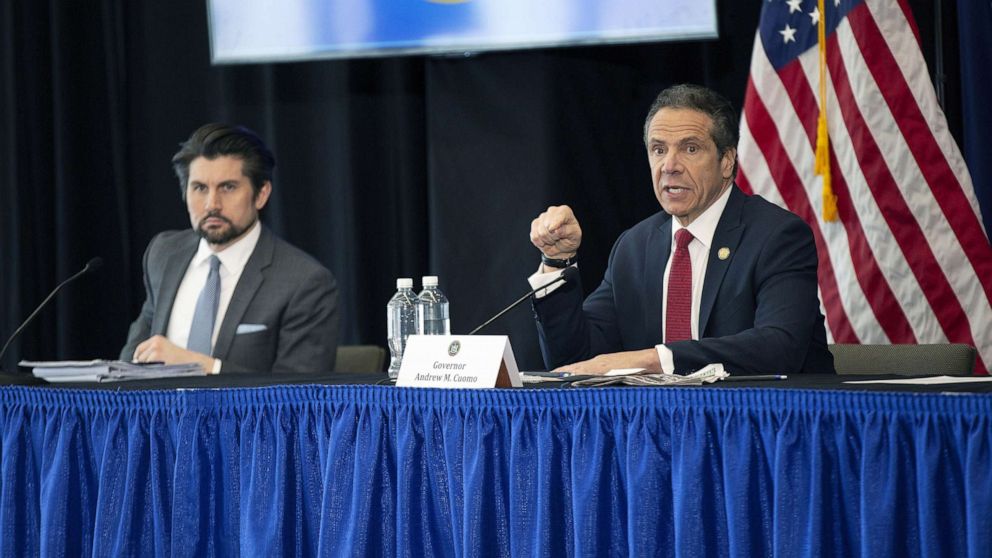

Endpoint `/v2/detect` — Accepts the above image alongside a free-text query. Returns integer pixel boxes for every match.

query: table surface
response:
[3,370,991,392]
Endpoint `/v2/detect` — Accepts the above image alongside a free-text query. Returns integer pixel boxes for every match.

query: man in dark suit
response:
[528,84,833,375]
[121,123,338,373]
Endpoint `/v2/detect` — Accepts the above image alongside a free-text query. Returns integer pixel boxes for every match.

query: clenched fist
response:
[530,205,582,263]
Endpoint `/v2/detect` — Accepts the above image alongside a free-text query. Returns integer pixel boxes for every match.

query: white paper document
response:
[844,375,992,385]
[22,360,207,383]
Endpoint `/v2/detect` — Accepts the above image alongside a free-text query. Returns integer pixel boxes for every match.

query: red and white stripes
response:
[739,0,992,371]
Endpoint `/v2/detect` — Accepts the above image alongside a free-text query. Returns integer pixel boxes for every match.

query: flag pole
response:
[816,0,838,222]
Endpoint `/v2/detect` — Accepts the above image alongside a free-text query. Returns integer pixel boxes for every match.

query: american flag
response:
[738,0,992,372]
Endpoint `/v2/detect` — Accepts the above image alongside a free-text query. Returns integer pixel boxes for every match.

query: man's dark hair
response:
[643,84,739,179]
[172,123,275,199]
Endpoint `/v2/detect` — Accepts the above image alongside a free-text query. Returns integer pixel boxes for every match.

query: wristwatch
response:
[541,253,577,268]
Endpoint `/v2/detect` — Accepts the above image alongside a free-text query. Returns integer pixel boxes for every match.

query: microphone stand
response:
[0,258,103,371]
[468,266,577,335]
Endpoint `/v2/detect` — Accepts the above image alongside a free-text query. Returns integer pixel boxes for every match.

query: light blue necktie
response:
[187,255,221,355]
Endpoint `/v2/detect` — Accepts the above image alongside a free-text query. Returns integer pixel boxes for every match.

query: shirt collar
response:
[671,184,733,250]
[191,220,262,273]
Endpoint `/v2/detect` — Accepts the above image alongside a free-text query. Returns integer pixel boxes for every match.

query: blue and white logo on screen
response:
[208,0,717,63]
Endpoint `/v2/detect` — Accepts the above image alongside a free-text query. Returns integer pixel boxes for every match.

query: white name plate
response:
[396,335,522,388]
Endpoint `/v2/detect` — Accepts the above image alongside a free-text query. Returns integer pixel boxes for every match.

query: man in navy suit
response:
[121,123,339,373]
[529,84,833,375]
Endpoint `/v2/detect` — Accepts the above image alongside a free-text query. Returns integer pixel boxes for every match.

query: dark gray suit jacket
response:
[121,226,339,373]
[534,186,834,375]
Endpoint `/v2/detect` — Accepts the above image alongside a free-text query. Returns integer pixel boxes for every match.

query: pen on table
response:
[724,374,788,381]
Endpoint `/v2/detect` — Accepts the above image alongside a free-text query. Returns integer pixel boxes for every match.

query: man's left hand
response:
[133,335,215,372]
[553,348,662,375]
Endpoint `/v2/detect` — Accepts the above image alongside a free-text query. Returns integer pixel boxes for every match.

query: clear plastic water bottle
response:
[387,278,419,378]
[417,276,450,335]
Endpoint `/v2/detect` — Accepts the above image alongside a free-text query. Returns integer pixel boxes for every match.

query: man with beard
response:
[121,123,339,373]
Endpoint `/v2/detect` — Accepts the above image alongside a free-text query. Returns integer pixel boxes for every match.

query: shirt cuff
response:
[527,263,576,299]
[211,358,222,374]
[655,344,675,374]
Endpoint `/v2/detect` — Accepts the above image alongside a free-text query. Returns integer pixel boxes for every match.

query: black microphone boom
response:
[0,257,104,369]
[468,266,579,335]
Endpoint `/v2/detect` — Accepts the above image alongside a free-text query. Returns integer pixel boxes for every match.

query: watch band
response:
[541,253,577,268]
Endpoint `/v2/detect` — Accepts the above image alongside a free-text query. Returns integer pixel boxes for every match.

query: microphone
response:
[468,266,579,335]
[0,257,104,370]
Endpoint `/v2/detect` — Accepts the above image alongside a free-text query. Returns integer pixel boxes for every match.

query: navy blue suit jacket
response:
[534,187,834,374]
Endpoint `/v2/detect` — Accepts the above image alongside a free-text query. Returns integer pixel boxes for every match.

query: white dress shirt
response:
[528,186,733,373]
[655,186,732,372]
[166,221,261,372]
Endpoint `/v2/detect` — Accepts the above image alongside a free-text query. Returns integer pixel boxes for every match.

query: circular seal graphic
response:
[448,340,461,357]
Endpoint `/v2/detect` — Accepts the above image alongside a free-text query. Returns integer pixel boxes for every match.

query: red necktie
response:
[665,228,694,343]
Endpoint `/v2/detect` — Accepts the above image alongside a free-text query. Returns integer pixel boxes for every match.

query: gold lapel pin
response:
[718,247,731,260]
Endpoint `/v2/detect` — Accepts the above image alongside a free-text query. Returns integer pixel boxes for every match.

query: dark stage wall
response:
[0,1,978,371]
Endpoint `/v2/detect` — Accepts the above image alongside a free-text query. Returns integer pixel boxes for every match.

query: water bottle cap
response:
[422,276,439,287]
[396,278,413,288]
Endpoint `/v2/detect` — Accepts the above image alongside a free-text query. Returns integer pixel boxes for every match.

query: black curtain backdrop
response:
[0,1,968,371]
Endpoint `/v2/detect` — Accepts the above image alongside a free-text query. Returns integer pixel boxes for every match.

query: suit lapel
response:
[698,187,745,336]
[213,226,273,359]
[152,234,198,335]
[644,216,672,346]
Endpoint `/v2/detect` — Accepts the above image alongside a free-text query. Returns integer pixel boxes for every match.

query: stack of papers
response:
[22,360,207,383]
[521,363,728,387]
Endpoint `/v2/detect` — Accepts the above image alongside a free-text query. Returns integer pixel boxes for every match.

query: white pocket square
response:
[236,323,267,334]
